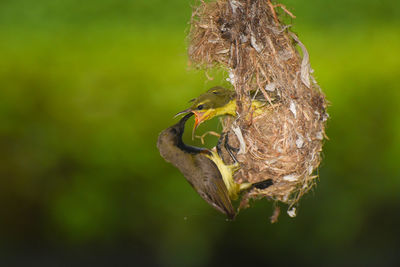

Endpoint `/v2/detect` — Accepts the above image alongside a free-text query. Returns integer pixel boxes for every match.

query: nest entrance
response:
[188,0,328,219]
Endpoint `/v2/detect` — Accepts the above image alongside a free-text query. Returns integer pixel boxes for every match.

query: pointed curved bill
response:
[174,108,192,118]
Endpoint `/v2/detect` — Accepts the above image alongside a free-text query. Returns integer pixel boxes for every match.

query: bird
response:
[157,113,274,219]
[175,86,275,136]
[157,113,238,219]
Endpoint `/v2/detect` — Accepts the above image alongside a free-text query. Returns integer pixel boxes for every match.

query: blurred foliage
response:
[0,0,400,266]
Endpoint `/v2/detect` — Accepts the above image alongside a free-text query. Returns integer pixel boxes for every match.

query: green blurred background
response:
[0,0,400,266]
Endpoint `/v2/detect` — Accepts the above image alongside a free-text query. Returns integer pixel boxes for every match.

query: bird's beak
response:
[174,108,192,118]
[191,110,209,140]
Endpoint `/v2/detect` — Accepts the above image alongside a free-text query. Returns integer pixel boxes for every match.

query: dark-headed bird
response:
[157,113,238,219]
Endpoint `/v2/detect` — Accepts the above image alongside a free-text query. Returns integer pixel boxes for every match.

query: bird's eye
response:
[197,104,204,110]
[212,91,219,95]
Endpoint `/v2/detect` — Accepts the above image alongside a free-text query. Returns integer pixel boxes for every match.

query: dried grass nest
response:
[188,0,328,219]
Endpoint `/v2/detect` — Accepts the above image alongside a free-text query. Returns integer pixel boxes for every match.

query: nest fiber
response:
[188,0,328,217]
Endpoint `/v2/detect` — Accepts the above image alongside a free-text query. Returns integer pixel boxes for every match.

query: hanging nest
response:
[188,0,328,218]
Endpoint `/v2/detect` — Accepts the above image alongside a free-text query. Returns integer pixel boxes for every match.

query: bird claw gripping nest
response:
[188,0,328,219]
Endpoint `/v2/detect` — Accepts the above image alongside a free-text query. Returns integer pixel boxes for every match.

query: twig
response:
[267,0,279,25]
[195,131,221,144]
[274,4,296,19]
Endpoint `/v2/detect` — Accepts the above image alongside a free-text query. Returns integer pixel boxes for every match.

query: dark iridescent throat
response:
[176,113,209,155]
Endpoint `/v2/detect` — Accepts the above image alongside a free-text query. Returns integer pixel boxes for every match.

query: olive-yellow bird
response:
[175,86,272,135]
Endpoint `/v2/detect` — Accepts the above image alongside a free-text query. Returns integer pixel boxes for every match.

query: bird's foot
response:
[228,162,240,173]
[217,131,236,160]
[222,132,240,164]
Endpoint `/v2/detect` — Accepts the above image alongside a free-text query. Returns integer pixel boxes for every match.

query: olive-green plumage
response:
[176,86,271,134]
[157,113,236,219]
[187,86,237,113]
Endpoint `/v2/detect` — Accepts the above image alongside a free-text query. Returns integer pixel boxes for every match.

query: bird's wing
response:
[191,155,236,219]
[157,127,235,219]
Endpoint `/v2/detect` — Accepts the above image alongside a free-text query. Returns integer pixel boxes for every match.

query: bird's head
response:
[175,87,236,137]
[158,113,193,146]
